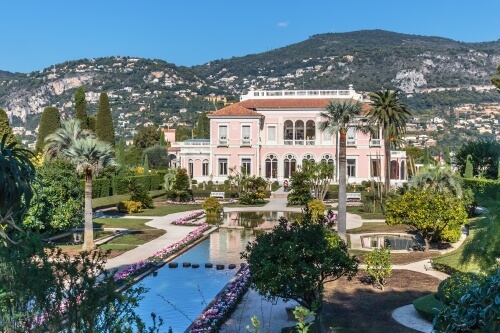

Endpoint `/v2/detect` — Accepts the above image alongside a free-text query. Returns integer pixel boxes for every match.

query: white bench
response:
[210,191,225,199]
[346,192,362,201]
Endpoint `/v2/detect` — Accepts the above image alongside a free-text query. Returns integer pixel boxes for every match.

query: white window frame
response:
[241,158,251,175]
[267,125,276,142]
[218,124,228,146]
[347,128,356,146]
[218,158,228,176]
[347,158,357,178]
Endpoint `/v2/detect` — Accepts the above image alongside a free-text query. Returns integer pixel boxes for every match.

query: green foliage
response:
[116,138,126,176]
[228,167,267,205]
[195,112,210,139]
[0,108,14,145]
[386,189,466,250]
[174,125,191,141]
[23,160,83,232]
[128,180,154,209]
[35,106,61,153]
[464,154,473,178]
[293,306,314,333]
[202,197,222,215]
[365,246,392,290]
[433,269,500,332]
[436,272,481,305]
[287,168,313,206]
[133,124,160,148]
[74,86,89,130]
[241,210,358,319]
[455,139,500,179]
[0,135,36,242]
[142,146,169,169]
[124,147,144,166]
[410,165,464,199]
[113,174,163,196]
[0,236,159,332]
[117,200,143,213]
[307,199,326,222]
[303,161,334,201]
[412,293,446,322]
[95,92,115,146]
[166,168,192,202]
[143,154,150,174]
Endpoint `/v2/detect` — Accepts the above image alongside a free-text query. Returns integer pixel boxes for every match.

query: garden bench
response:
[210,191,225,199]
[346,192,362,201]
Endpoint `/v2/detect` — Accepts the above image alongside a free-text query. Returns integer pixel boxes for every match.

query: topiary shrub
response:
[202,197,222,217]
[307,199,326,222]
[436,272,481,305]
[117,201,143,213]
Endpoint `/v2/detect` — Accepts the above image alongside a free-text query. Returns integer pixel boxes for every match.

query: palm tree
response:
[410,165,464,198]
[319,99,372,240]
[368,90,411,192]
[0,135,36,243]
[44,120,115,250]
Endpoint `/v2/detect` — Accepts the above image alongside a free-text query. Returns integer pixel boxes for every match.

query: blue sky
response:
[1,0,499,73]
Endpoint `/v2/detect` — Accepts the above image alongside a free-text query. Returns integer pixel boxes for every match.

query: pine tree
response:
[143,154,150,174]
[0,108,14,143]
[74,87,88,129]
[116,137,126,176]
[96,92,115,146]
[35,106,61,153]
[464,154,473,178]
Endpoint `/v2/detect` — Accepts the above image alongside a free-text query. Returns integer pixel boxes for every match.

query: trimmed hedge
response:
[412,293,446,322]
[84,174,163,198]
[462,178,500,201]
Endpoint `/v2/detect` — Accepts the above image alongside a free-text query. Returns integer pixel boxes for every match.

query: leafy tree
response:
[464,154,473,178]
[166,168,191,202]
[95,92,115,146]
[287,168,313,206]
[124,147,144,166]
[133,124,160,148]
[142,146,169,169]
[0,135,36,243]
[35,106,61,154]
[0,108,15,144]
[319,99,372,240]
[455,139,500,179]
[404,146,424,177]
[386,189,467,251]
[175,125,191,141]
[44,120,115,250]
[74,86,89,130]
[116,137,126,176]
[303,161,334,201]
[492,63,500,91]
[143,154,150,174]
[242,211,358,331]
[364,246,392,290]
[23,160,83,232]
[195,112,210,139]
[433,269,500,332]
[227,167,267,205]
[159,131,167,146]
[0,235,162,332]
[368,89,411,192]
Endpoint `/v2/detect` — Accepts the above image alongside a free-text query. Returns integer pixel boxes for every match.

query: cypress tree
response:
[0,108,14,143]
[196,112,210,139]
[464,154,473,178]
[116,137,126,176]
[74,87,88,129]
[35,106,61,153]
[159,130,166,146]
[143,154,150,174]
[423,147,430,165]
[96,92,115,146]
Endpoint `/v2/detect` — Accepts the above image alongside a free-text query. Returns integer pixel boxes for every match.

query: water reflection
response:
[223,211,302,228]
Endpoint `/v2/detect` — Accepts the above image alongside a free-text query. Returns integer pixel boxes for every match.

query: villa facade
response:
[169,86,407,186]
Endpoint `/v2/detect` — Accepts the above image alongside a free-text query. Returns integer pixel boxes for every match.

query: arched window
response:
[321,154,335,178]
[284,154,297,179]
[202,160,209,176]
[390,160,399,179]
[265,154,278,179]
[188,159,194,179]
[295,120,304,144]
[284,120,293,144]
[302,154,315,165]
[400,161,406,180]
[306,120,315,145]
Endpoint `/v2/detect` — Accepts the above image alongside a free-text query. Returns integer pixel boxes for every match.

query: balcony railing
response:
[218,138,228,147]
[240,138,251,147]
[370,139,381,147]
[347,139,356,146]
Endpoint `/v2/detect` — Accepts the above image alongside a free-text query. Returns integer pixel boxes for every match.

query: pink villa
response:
[169,86,407,187]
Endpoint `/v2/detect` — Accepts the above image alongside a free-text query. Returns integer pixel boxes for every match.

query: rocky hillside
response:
[1,29,499,135]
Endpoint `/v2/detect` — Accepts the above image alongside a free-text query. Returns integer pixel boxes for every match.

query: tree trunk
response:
[384,134,391,193]
[82,168,95,250]
[337,131,347,241]
[424,238,430,252]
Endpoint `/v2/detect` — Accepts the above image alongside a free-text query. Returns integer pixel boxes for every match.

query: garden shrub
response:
[431,262,461,276]
[202,197,222,216]
[117,201,143,213]
[307,199,326,222]
[364,246,392,290]
[129,181,154,209]
[436,272,481,305]
[436,224,462,243]
[412,293,446,322]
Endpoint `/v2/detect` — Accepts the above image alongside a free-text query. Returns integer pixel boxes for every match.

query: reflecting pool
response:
[135,228,254,332]
[222,211,302,228]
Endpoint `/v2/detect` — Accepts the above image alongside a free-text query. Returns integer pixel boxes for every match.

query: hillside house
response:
[171,87,407,187]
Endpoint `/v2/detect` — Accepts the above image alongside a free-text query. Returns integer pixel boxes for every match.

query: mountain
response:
[1,30,500,140]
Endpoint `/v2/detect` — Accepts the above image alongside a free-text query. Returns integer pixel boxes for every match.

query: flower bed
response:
[172,210,205,226]
[189,265,251,332]
[114,223,212,282]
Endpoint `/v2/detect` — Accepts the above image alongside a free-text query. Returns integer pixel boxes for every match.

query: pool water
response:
[135,228,254,332]
[223,211,302,228]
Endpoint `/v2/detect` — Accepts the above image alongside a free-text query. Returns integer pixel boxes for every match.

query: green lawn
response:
[346,206,386,219]
[93,218,153,230]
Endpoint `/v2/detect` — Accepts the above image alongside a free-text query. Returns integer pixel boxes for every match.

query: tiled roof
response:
[207,103,263,117]
[208,98,371,117]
